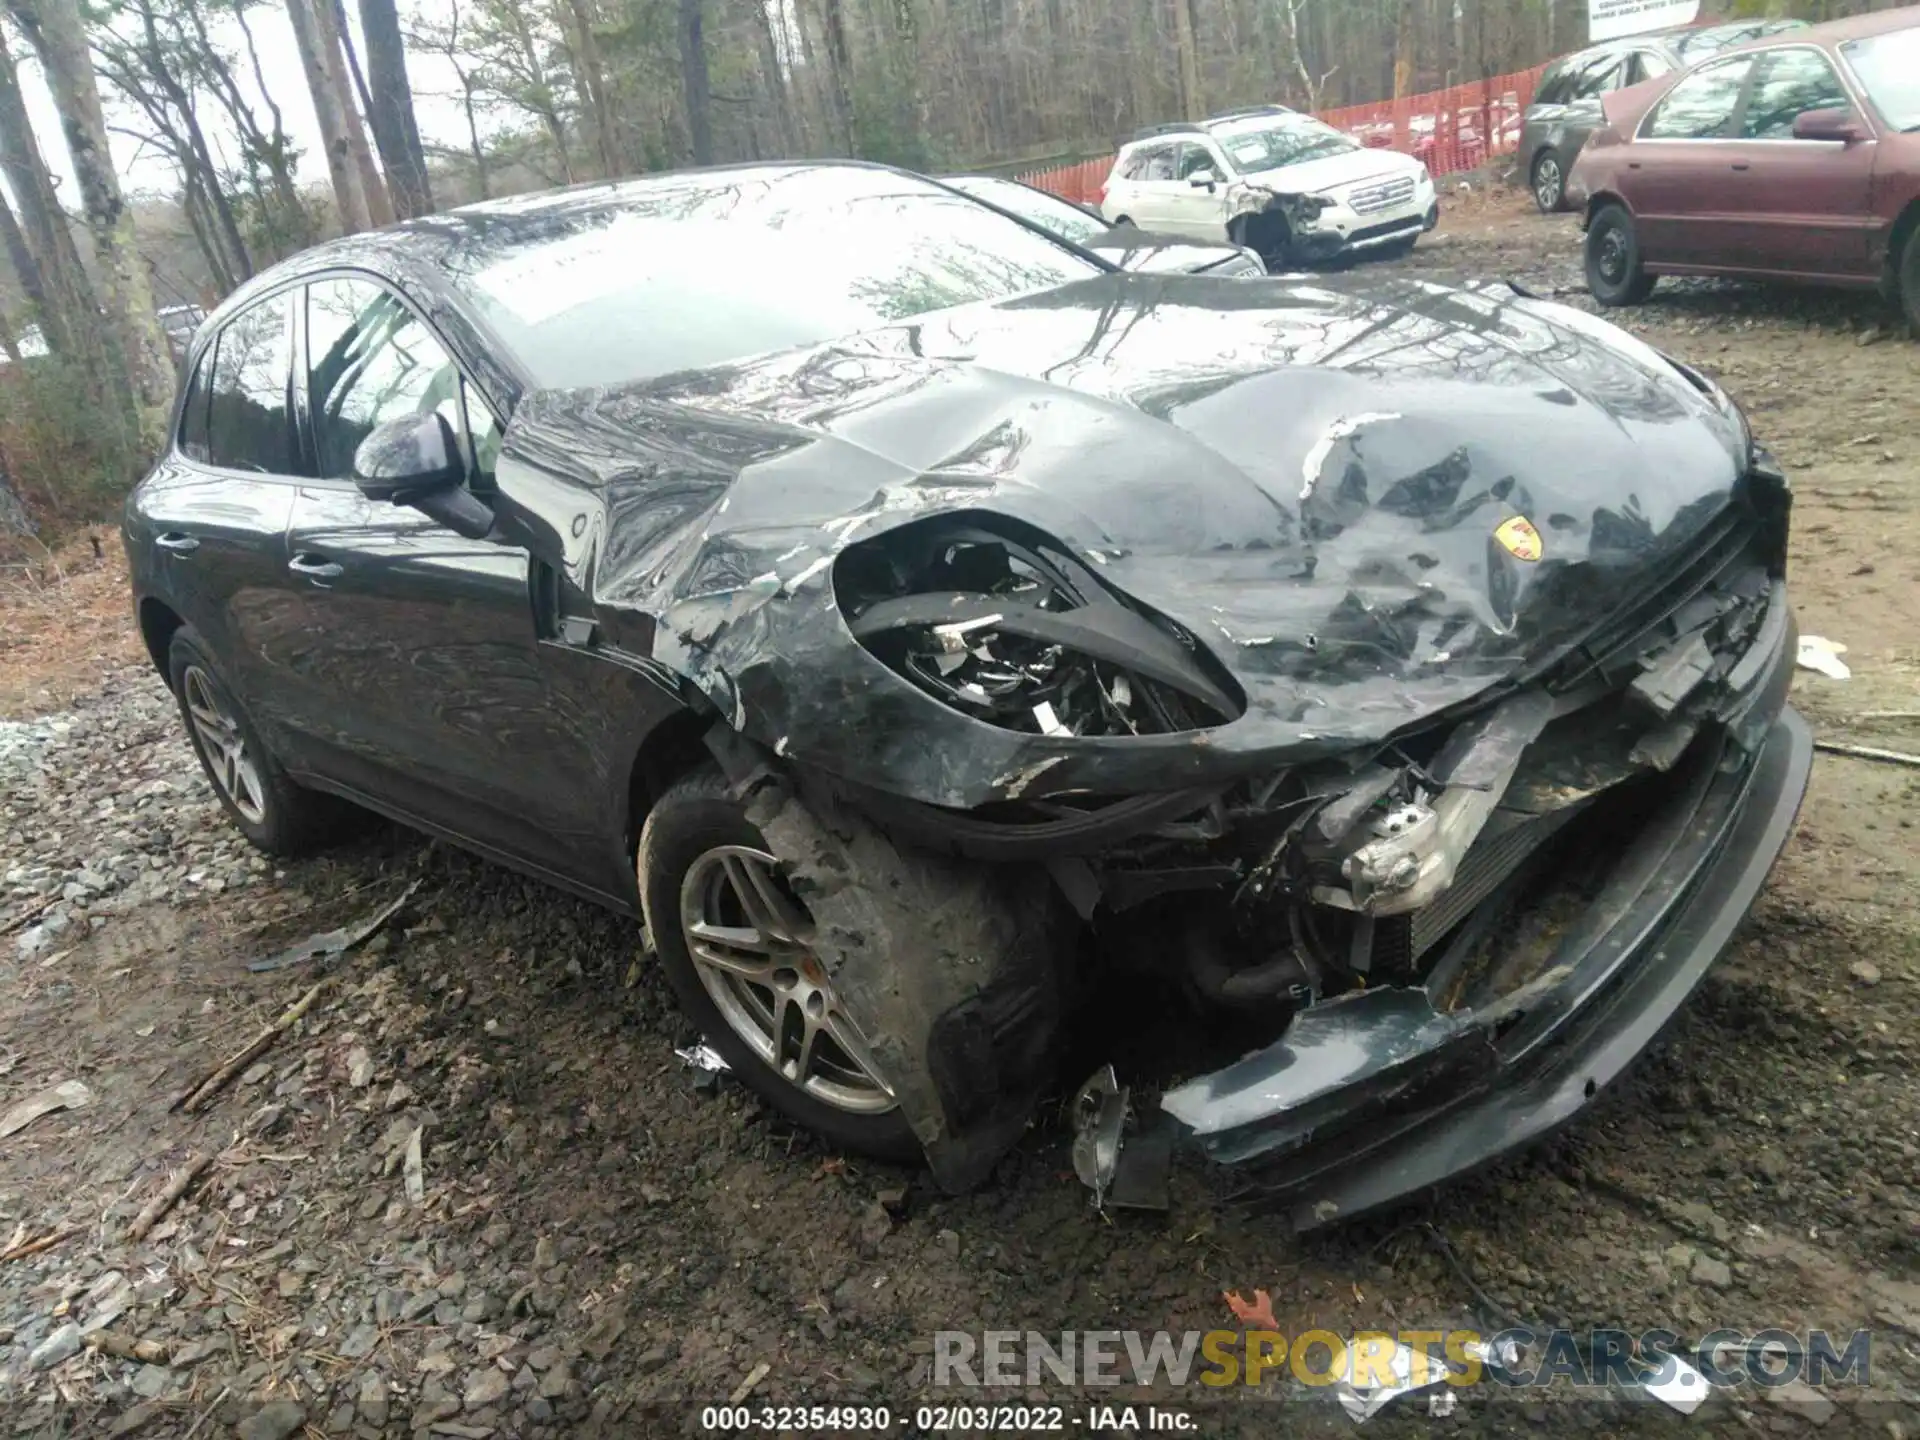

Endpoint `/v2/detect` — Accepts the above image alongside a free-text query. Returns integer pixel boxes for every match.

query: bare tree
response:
[678,0,711,166]
[407,0,489,199]
[287,0,374,231]
[0,19,96,358]
[359,0,434,216]
[319,0,392,223]
[6,0,175,444]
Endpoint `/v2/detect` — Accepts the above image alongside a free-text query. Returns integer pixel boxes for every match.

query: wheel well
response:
[625,709,716,853]
[138,598,183,689]
[1886,199,1920,292]
[1583,191,1629,229]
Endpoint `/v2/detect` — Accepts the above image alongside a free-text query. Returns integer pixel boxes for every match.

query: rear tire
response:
[638,768,921,1163]
[1586,203,1655,307]
[167,627,364,857]
[1899,226,1920,334]
[1531,151,1565,213]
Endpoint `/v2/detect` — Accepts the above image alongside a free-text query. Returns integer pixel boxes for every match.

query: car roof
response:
[1782,3,1917,43]
[198,160,938,332]
[1123,106,1299,145]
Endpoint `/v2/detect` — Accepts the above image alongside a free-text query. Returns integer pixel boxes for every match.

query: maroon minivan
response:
[1568,4,1919,328]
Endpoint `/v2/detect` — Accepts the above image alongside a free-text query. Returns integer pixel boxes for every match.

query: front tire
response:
[1586,203,1656,306]
[167,627,361,856]
[638,769,919,1162]
[1899,226,1920,334]
[1531,151,1565,213]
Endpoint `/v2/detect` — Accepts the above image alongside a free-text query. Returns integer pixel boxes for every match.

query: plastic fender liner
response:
[710,727,1063,1191]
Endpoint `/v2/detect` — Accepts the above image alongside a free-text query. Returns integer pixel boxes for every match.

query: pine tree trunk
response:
[820,0,856,152]
[7,0,175,446]
[0,195,48,349]
[679,0,713,165]
[323,0,394,224]
[359,0,435,217]
[0,23,96,361]
[287,0,374,232]
[1174,0,1202,120]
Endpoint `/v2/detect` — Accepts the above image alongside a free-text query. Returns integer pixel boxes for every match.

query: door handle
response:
[1627,161,1641,170]
[155,532,199,555]
[1731,161,1750,171]
[288,552,343,582]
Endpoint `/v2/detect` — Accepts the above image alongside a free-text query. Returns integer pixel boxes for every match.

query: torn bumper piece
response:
[1162,706,1812,1230]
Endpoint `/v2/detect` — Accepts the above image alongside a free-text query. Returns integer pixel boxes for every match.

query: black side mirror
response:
[351,412,495,540]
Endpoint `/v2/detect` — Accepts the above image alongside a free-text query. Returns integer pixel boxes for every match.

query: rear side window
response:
[204,292,295,473]
[1644,56,1755,139]
[1741,49,1852,138]
[1629,51,1673,85]
[1535,60,1574,106]
[1122,144,1172,181]
[177,347,212,463]
[1571,55,1627,101]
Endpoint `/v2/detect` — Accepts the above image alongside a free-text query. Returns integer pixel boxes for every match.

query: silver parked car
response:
[942,174,1267,275]
[1519,19,1809,212]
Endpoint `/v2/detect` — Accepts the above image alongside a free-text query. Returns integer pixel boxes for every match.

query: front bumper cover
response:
[1163,613,1810,1229]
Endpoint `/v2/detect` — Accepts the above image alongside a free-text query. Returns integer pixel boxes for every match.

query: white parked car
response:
[1098,106,1439,267]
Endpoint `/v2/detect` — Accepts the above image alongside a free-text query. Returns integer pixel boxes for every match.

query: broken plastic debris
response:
[0,1079,93,1140]
[1642,1350,1708,1415]
[676,1043,731,1092]
[1032,701,1070,738]
[1463,1335,1522,1371]
[1106,1119,1172,1212]
[249,879,420,972]
[1069,1064,1127,1209]
[1426,1388,1456,1418]
[932,614,1001,652]
[1223,1288,1279,1329]
[403,1126,425,1206]
[1332,1338,1454,1423]
[1795,635,1850,681]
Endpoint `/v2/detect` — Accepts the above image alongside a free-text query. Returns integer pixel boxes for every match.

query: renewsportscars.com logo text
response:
[931,1328,1871,1391]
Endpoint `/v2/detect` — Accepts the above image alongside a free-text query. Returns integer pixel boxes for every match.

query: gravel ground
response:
[1,187,1917,1439]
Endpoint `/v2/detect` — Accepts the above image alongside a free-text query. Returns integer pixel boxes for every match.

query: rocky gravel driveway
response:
[2,189,1918,1439]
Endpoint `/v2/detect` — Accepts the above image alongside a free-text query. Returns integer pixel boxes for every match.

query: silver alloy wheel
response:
[1534,155,1562,211]
[181,665,268,825]
[679,844,896,1115]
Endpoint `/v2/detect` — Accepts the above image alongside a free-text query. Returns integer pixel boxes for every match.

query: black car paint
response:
[129,252,686,915]
[127,163,1805,1218]
[492,269,1750,810]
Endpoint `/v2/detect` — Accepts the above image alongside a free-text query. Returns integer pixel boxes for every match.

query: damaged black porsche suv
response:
[126,162,1810,1227]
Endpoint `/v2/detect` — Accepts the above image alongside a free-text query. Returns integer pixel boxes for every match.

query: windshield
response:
[1210,116,1358,174]
[1205,117,1359,174]
[945,176,1107,246]
[1843,27,1920,131]
[445,167,1105,388]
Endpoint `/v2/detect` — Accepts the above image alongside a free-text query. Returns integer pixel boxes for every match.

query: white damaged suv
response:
[1098,106,1439,268]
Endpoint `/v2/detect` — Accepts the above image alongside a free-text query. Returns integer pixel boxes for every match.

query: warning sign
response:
[1589,0,1700,43]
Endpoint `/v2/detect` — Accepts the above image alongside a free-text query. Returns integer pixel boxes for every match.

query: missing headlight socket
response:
[838,514,1243,740]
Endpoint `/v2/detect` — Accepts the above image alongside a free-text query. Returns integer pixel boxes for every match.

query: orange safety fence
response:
[1018,63,1550,205]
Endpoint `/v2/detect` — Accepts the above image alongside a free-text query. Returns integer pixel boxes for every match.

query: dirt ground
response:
[2,185,1918,1439]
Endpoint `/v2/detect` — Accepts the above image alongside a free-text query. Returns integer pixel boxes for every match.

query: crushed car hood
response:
[493,271,1749,808]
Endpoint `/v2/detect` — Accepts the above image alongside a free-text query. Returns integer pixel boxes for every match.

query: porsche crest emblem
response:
[1494,516,1543,563]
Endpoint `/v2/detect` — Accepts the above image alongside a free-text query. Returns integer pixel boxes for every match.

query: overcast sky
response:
[16,0,479,201]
